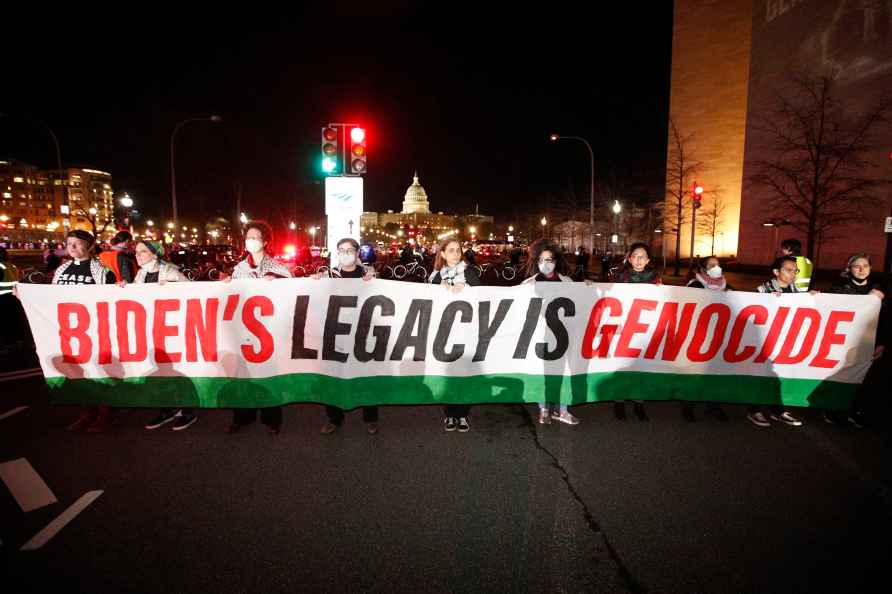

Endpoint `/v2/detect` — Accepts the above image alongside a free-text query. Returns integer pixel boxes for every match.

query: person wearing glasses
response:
[312,237,378,435]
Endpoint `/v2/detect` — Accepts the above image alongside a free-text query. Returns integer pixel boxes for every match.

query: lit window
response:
[13,177,24,183]
[2,192,10,198]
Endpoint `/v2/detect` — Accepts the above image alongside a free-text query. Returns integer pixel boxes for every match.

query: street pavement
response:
[2,373,892,593]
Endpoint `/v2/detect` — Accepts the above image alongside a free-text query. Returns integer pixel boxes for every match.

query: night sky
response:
[1,7,674,230]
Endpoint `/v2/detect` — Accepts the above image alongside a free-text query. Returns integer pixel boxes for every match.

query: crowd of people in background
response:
[6,225,889,436]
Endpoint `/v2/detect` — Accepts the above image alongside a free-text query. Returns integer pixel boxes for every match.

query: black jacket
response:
[829,276,890,347]
[430,265,481,287]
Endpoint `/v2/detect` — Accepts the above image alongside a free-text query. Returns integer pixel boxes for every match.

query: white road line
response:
[20,491,103,551]
[0,458,58,512]
[0,406,28,421]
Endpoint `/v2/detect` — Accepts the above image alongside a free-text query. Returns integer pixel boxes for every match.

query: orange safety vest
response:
[98,250,123,282]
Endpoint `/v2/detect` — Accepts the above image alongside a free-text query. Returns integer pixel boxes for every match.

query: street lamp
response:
[167,222,175,230]
[147,220,154,227]
[289,222,296,230]
[239,213,248,225]
[119,194,133,208]
[541,217,547,238]
[170,115,222,224]
[550,133,595,252]
[612,200,622,215]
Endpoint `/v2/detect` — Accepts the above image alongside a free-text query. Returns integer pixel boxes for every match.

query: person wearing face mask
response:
[522,240,583,425]
[125,240,197,431]
[681,256,732,422]
[825,253,888,428]
[312,238,378,435]
[224,221,292,435]
[610,242,661,421]
[429,237,481,433]
[47,231,117,432]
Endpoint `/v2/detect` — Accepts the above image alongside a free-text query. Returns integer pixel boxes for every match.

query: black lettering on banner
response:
[291,295,319,360]
[354,295,395,362]
[433,301,473,362]
[536,298,575,360]
[390,299,433,362]
[473,299,513,362]
[323,296,358,362]
[513,298,543,359]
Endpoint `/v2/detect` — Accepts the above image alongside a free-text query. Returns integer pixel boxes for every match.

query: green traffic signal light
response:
[322,156,337,173]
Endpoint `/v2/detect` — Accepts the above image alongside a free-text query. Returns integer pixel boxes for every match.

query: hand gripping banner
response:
[17,279,880,410]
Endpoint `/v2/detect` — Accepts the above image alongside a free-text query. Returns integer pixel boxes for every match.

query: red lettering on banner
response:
[58,303,92,364]
[116,300,148,363]
[643,302,696,361]
[615,299,657,358]
[723,305,768,363]
[96,302,112,365]
[810,310,856,369]
[582,298,623,359]
[241,296,274,363]
[687,303,731,362]
[186,298,219,362]
[774,308,821,365]
[153,299,182,363]
[754,307,790,363]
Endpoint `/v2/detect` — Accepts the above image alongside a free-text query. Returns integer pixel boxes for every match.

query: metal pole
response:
[689,203,697,270]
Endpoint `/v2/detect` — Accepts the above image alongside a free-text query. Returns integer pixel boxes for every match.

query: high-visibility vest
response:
[794,255,813,291]
[98,250,123,282]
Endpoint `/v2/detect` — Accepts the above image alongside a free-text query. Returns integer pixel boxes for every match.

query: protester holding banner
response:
[429,237,481,432]
[314,237,379,435]
[682,256,731,422]
[225,221,292,435]
[522,240,581,426]
[748,255,807,427]
[98,230,136,283]
[611,242,661,421]
[825,253,887,428]
[51,230,117,432]
[127,240,198,432]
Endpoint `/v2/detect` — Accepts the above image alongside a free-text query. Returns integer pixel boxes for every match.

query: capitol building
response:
[360,173,493,243]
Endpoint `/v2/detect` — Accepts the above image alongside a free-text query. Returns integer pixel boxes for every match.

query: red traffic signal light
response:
[349,127,367,174]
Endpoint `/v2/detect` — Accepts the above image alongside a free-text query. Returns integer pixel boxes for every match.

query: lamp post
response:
[550,133,595,251]
[611,200,622,251]
[170,115,221,224]
[540,217,547,239]
[119,193,134,233]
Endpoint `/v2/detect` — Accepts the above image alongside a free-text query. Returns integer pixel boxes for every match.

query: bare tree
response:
[697,188,728,255]
[665,117,704,275]
[72,207,113,238]
[748,71,891,264]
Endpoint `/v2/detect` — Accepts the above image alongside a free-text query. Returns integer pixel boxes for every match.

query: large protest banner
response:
[17,279,880,410]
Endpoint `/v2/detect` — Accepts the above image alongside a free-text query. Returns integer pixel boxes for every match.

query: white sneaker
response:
[770,411,803,427]
[747,412,771,427]
[552,411,580,425]
[538,409,552,424]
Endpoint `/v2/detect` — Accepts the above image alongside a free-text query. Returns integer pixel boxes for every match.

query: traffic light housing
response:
[692,182,704,209]
[349,126,367,174]
[321,127,339,174]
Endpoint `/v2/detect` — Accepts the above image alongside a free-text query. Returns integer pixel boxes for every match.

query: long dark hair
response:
[525,239,566,278]
[621,242,653,272]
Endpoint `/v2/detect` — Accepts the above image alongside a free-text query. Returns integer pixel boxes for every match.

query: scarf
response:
[695,271,726,291]
[433,260,467,286]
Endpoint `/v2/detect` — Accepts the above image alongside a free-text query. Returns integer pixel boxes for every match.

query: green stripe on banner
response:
[45,371,856,410]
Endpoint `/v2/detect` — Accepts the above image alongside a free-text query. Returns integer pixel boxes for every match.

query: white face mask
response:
[338,253,357,268]
[245,239,263,255]
[706,265,723,279]
[538,262,556,276]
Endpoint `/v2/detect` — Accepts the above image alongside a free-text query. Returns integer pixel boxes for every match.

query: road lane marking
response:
[0,406,28,421]
[20,491,103,551]
[0,458,58,512]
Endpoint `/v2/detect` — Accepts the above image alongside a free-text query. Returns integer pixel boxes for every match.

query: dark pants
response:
[444,405,470,418]
[232,406,282,428]
[326,405,378,425]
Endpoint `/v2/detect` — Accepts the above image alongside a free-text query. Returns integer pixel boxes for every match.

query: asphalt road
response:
[2,374,892,594]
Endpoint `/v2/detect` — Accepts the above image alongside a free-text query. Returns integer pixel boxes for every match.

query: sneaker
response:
[321,422,339,435]
[633,402,648,421]
[67,412,97,432]
[771,411,803,427]
[172,413,197,432]
[613,401,627,421]
[747,412,771,427]
[457,417,470,432]
[145,410,178,430]
[822,411,839,425]
[552,411,580,425]
[538,409,552,425]
[445,417,457,432]
[847,413,865,429]
[366,422,379,435]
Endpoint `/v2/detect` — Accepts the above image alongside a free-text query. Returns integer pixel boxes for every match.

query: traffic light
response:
[349,126,367,174]
[321,127,339,174]
[692,182,704,209]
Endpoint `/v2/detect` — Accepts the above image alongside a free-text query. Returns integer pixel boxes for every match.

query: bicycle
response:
[393,260,427,282]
